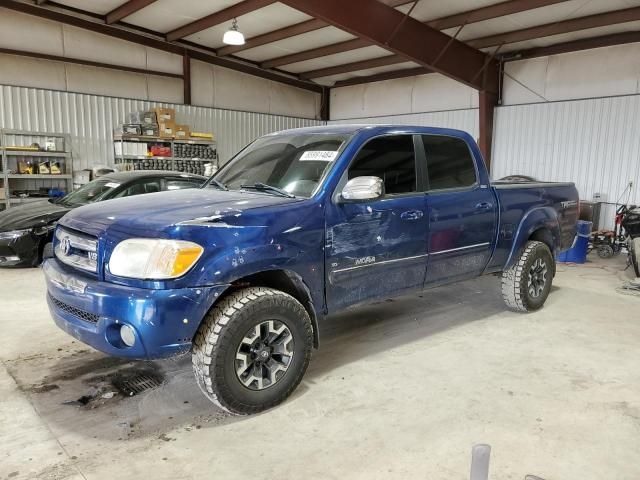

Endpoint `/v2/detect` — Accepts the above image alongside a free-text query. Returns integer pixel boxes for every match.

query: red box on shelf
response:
[149,145,171,157]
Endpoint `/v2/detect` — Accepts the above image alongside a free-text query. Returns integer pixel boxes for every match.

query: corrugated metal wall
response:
[492,95,640,229]
[329,108,479,138]
[0,85,322,172]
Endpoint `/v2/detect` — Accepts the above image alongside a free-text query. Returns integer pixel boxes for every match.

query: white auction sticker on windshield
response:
[299,150,338,161]
[104,182,121,188]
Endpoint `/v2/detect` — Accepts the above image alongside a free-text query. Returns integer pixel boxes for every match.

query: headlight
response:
[0,229,31,240]
[109,239,203,279]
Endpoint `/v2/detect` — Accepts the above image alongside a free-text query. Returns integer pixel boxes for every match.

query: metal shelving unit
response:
[113,133,217,176]
[0,129,73,209]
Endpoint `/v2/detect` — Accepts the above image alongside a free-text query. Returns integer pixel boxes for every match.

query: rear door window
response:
[421,135,476,190]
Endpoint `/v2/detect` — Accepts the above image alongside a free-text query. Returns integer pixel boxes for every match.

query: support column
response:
[183,51,191,105]
[478,90,497,173]
[320,86,330,122]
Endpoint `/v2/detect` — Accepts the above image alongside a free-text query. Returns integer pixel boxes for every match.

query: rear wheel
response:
[629,237,640,277]
[502,241,554,312]
[192,287,313,415]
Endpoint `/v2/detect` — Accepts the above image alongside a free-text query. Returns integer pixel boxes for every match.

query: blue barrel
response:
[557,220,592,263]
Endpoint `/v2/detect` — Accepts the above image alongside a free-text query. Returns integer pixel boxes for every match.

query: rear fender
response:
[505,207,561,269]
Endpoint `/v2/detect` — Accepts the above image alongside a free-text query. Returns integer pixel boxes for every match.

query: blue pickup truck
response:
[44,125,578,414]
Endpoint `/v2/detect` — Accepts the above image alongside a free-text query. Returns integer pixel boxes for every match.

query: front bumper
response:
[0,230,40,267]
[43,258,226,359]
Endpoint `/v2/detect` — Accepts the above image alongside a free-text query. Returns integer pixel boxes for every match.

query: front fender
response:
[505,206,561,269]
[199,244,324,313]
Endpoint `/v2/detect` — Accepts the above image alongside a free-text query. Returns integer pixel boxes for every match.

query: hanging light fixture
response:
[223,18,245,45]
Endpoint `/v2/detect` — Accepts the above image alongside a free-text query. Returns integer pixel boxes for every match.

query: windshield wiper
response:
[240,182,295,198]
[207,178,228,191]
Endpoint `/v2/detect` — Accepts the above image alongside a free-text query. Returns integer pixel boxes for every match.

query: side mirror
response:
[340,176,384,202]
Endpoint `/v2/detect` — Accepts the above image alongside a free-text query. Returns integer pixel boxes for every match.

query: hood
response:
[0,200,70,232]
[59,188,301,237]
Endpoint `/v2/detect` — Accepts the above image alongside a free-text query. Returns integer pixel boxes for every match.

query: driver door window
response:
[348,135,417,195]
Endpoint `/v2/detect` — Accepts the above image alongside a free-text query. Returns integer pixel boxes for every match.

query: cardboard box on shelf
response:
[158,120,176,138]
[0,187,5,199]
[128,111,157,125]
[18,160,35,174]
[141,125,160,137]
[153,108,175,122]
[117,124,142,135]
[175,125,191,139]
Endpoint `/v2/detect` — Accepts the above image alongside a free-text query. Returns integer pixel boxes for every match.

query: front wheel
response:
[502,241,554,312]
[192,287,313,415]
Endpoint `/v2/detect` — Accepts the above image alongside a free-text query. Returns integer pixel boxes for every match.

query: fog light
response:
[120,324,136,347]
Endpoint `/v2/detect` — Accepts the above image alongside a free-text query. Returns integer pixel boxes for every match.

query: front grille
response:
[49,294,100,324]
[54,227,98,273]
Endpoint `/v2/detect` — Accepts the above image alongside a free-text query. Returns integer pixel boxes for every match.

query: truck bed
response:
[485,180,580,273]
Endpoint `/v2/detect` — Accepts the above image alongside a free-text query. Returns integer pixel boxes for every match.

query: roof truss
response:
[279,0,499,92]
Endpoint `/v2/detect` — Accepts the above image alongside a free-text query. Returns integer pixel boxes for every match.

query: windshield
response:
[59,178,120,207]
[211,133,350,198]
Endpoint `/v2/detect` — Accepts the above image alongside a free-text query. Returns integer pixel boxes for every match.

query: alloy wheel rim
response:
[235,320,294,391]
[528,258,548,298]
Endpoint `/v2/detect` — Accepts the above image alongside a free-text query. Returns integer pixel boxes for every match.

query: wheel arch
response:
[505,207,561,270]
[207,269,321,348]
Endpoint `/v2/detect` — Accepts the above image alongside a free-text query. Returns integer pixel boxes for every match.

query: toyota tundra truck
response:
[44,125,579,414]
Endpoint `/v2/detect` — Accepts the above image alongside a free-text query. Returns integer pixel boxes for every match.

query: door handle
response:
[400,210,424,221]
[475,202,493,211]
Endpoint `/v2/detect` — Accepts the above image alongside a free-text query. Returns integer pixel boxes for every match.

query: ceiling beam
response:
[217,0,413,57]
[469,6,640,49]
[333,67,431,87]
[0,47,183,78]
[105,0,156,24]
[262,38,369,69]
[0,1,322,93]
[166,0,276,42]
[300,54,408,80]
[509,30,640,60]
[280,0,499,92]
[262,0,570,69]
[429,0,568,30]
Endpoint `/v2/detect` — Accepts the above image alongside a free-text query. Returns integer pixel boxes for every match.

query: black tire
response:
[502,241,554,312]
[597,245,614,259]
[192,287,313,415]
[630,237,640,278]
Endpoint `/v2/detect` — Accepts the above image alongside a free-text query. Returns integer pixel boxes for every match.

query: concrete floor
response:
[1,257,640,480]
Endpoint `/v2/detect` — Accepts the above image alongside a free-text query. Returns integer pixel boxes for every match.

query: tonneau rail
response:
[492,181,575,190]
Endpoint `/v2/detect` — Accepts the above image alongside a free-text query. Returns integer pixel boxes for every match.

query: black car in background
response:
[0,170,206,267]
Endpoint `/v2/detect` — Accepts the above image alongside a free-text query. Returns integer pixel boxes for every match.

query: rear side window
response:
[166,178,203,190]
[422,135,476,190]
[348,135,416,195]
[113,179,162,198]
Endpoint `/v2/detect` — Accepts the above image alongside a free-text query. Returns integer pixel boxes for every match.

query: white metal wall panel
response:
[329,109,479,139]
[503,43,640,106]
[0,85,322,172]
[330,73,478,121]
[492,95,640,229]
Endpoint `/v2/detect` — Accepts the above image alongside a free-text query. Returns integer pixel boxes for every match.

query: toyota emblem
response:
[61,236,72,256]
